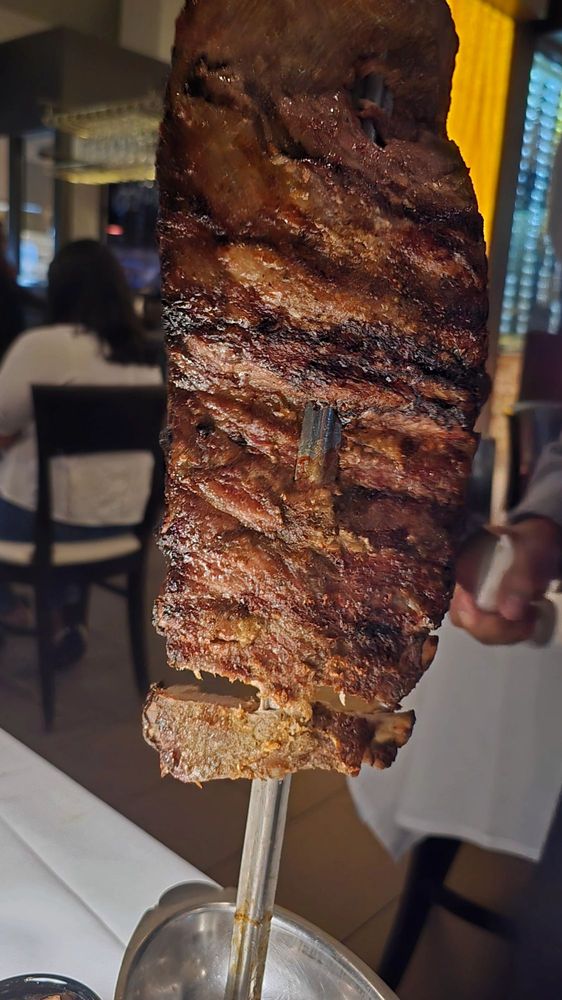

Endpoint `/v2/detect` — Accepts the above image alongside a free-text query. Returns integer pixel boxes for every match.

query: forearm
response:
[452,436,562,644]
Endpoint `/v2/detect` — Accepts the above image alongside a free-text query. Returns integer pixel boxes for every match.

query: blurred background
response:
[0,2,562,999]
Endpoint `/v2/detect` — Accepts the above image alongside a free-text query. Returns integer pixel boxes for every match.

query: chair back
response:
[507,401,562,508]
[519,332,562,403]
[32,385,166,562]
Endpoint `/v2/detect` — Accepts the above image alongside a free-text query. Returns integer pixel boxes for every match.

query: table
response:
[0,730,214,999]
[349,598,562,863]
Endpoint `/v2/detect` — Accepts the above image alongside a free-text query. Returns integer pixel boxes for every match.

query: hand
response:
[0,432,19,450]
[450,518,562,645]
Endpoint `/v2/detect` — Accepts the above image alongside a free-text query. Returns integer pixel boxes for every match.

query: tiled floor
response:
[0,543,534,998]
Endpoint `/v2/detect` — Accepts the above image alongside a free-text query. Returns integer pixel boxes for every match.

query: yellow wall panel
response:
[447,0,515,247]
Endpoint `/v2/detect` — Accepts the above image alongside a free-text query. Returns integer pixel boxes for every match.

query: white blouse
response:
[0,324,162,526]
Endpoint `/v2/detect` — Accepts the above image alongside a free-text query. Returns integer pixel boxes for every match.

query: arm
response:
[450,434,562,645]
[0,330,39,441]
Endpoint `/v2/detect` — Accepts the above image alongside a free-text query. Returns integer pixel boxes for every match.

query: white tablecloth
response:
[0,730,214,998]
[349,601,562,863]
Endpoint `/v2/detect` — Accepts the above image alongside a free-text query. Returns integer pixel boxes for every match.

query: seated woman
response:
[0,239,162,663]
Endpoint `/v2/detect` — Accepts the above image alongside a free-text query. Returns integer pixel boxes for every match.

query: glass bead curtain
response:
[499,48,562,338]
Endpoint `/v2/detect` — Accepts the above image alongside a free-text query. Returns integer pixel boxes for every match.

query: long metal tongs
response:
[224,70,389,1000]
[224,403,341,1000]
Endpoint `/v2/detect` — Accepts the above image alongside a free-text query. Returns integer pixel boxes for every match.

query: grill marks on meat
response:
[159,596,437,710]
[144,685,416,781]
[161,490,450,640]
[167,327,481,432]
[148,0,489,781]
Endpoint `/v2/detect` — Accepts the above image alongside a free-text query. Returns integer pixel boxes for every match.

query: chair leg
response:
[378,837,461,990]
[127,565,149,696]
[34,582,56,730]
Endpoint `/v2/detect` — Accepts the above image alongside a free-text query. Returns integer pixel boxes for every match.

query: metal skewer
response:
[354,69,391,145]
[224,769,292,1000]
[224,402,341,1000]
[225,70,387,999]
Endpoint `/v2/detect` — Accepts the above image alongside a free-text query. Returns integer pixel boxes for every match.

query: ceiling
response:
[0,8,46,43]
[0,0,120,40]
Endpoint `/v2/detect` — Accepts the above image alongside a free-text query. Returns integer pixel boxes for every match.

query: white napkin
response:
[349,603,562,862]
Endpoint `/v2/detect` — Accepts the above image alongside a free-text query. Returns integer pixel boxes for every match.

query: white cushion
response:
[0,533,141,567]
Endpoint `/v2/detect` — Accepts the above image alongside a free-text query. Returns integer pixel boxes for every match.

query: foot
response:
[0,598,33,634]
[54,625,88,671]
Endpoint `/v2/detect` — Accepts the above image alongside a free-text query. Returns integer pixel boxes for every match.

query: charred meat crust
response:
[143,684,416,780]
[150,0,489,780]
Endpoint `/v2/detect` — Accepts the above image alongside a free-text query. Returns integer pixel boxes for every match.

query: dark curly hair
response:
[47,239,152,365]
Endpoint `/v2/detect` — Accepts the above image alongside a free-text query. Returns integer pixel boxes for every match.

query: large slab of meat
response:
[145,0,489,781]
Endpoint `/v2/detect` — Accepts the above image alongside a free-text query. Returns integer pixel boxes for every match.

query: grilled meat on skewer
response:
[146,0,488,781]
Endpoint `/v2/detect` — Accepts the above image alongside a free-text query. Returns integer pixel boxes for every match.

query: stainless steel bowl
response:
[0,974,101,1000]
[116,883,398,1000]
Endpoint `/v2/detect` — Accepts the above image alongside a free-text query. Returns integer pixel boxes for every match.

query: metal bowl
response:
[0,975,101,1000]
[116,883,398,1000]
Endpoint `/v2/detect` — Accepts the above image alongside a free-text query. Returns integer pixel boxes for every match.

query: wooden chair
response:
[504,330,562,508]
[378,838,514,991]
[506,402,562,508]
[518,331,562,404]
[464,435,496,536]
[0,384,166,728]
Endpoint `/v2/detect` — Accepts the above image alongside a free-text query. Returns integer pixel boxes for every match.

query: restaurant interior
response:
[1,1,562,998]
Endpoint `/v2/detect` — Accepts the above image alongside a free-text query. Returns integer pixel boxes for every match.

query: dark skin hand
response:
[0,433,18,449]
[450,517,562,645]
